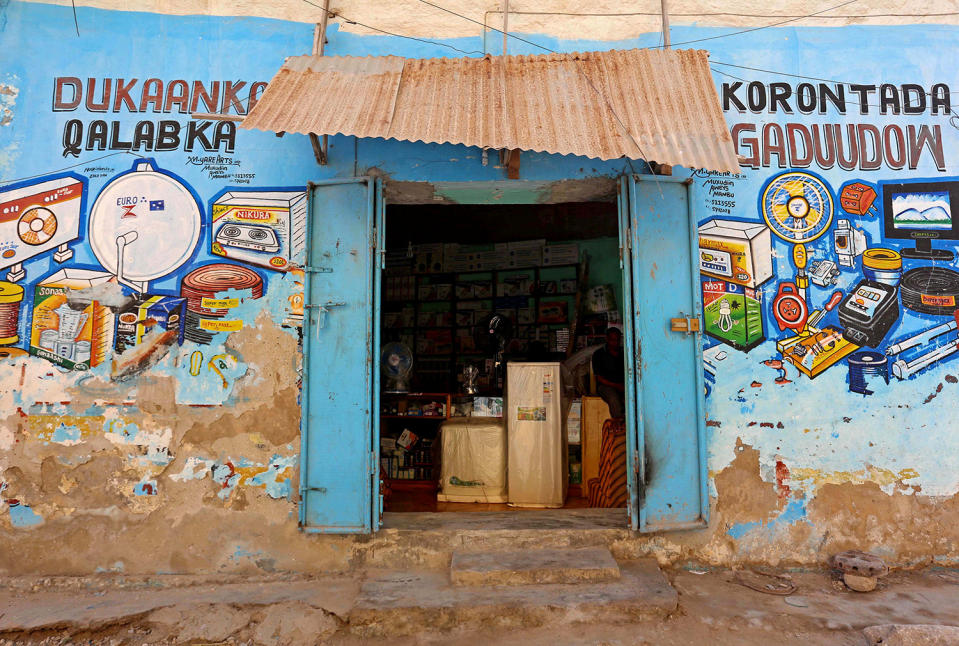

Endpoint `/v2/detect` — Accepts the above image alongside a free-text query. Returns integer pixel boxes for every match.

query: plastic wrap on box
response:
[506,362,568,508]
[438,418,507,503]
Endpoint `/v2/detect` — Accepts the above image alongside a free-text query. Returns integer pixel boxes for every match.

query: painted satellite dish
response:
[89,159,202,291]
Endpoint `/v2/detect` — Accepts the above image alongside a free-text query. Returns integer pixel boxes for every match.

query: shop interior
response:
[379,201,628,513]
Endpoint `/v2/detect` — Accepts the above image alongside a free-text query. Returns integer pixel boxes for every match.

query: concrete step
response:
[350,559,677,637]
[450,547,620,586]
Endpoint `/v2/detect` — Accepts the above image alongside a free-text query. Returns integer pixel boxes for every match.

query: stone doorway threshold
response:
[381,508,627,531]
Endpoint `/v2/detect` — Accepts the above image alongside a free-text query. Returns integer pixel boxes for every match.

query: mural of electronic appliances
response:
[0,172,86,283]
[0,281,24,353]
[88,159,203,293]
[761,171,834,302]
[774,287,848,378]
[886,314,959,380]
[839,182,878,217]
[880,179,959,262]
[834,219,867,267]
[698,219,773,352]
[210,189,306,272]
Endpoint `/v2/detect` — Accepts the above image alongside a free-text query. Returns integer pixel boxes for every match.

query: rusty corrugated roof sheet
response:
[242,48,739,173]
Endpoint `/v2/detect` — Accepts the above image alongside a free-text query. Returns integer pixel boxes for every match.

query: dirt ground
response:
[0,567,957,645]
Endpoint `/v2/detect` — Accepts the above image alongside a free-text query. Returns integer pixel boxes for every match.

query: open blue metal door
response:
[624,174,709,532]
[617,177,641,529]
[300,178,381,533]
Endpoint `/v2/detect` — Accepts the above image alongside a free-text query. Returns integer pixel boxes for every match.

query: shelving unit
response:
[380,392,451,491]
[382,263,580,392]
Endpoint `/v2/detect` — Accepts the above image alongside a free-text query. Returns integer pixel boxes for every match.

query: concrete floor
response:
[1,567,957,644]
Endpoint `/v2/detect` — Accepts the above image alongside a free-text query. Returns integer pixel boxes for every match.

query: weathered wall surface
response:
[2,0,959,574]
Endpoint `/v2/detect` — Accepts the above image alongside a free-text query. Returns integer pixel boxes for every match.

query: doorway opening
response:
[377,199,629,515]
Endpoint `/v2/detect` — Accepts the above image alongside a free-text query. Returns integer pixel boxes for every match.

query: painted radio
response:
[210,189,306,271]
[0,173,86,282]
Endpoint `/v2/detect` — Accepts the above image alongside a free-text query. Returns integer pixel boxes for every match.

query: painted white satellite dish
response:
[89,160,202,293]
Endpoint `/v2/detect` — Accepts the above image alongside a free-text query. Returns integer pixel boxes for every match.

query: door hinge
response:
[370,450,378,476]
[626,228,632,250]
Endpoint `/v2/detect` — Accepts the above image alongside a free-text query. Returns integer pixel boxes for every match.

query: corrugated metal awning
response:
[241,48,739,173]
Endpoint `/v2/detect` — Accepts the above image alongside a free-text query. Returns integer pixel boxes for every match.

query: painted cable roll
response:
[861,248,902,287]
[0,280,25,345]
[847,351,889,396]
[900,267,959,315]
[180,263,263,344]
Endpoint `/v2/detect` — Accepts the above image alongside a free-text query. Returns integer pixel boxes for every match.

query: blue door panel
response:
[628,175,709,532]
[301,178,376,533]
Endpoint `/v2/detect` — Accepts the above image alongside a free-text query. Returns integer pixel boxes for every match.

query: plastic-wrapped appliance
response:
[506,361,568,508]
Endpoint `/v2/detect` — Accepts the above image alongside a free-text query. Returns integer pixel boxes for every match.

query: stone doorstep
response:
[450,547,621,586]
[350,559,677,637]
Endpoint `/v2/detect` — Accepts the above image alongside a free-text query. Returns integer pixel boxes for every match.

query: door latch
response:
[670,312,701,335]
[306,301,346,332]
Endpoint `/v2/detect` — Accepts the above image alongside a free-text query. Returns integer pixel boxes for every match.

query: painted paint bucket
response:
[862,248,902,287]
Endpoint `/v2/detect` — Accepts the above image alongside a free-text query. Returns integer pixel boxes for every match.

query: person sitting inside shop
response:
[592,327,625,418]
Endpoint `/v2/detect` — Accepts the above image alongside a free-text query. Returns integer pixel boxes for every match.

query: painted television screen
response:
[891,191,952,230]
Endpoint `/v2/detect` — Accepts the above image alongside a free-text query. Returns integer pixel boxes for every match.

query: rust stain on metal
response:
[242,49,739,173]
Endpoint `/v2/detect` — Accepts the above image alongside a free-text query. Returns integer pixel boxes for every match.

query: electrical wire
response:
[482,9,959,19]
[416,0,555,53]
[71,0,80,36]
[301,0,484,56]
[666,0,861,48]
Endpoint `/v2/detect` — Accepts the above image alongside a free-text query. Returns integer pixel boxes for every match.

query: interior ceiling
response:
[385,202,618,246]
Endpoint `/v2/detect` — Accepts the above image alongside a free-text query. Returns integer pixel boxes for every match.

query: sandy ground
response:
[0,567,957,645]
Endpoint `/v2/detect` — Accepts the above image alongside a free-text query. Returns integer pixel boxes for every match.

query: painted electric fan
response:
[761,171,834,300]
[381,342,413,393]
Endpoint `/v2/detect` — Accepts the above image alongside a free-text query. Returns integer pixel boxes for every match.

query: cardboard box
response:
[30,269,116,370]
[114,295,187,354]
[702,279,765,352]
[542,243,579,266]
[698,219,773,288]
[211,190,307,272]
[473,396,503,417]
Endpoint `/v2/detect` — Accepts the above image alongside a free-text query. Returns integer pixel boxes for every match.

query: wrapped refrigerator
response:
[506,362,568,507]
[437,417,508,503]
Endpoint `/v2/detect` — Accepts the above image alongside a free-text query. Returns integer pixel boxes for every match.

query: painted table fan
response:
[761,171,834,301]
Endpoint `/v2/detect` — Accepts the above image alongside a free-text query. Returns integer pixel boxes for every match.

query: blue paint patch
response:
[8,503,43,528]
[727,521,762,539]
[134,480,158,496]
[49,423,81,444]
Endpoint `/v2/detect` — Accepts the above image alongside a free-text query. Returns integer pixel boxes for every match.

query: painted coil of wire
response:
[900,267,959,315]
[0,281,25,345]
[181,263,263,316]
[848,351,889,395]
